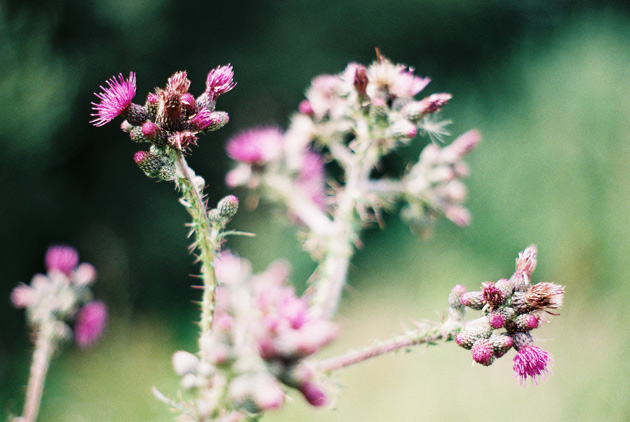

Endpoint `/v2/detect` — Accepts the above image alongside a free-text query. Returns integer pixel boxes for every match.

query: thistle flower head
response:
[516,244,538,276]
[226,127,284,164]
[90,72,137,126]
[45,245,79,275]
[74,300,107,347]
[525,282,564,314]
[206,64,236,98]
[513,346,553,386]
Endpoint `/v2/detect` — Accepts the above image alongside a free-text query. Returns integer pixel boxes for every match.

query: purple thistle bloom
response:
[206,64,236,98]
[74,300,107,348]
[45,245,79,275]
[513,346,553,385]
[226,127,283,164]
[90,72,137,127]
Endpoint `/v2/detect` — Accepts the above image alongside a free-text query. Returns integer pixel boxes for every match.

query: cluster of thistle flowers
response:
[225,56,480,238]
[449,245,564,385]
[11,245,107,348]
[90,65,235,179]
[170,252,337,420]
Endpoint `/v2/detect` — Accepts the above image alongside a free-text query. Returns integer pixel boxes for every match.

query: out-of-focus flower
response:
[74,301,107,348]
[226,127,284,164]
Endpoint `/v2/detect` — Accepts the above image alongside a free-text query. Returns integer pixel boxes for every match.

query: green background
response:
[2,0,630,420]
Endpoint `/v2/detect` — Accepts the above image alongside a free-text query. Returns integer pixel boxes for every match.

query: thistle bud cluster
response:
[91,66,234,180]
[11,245,107,348]
[168,252,337,420]
[451,245,564,385]
[225,55,480,245]
[401,129,480,233]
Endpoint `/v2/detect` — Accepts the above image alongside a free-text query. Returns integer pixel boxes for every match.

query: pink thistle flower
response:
[206,64,236,98]
[167,71,191,94]
[45,245,79,275]
[74,301,107,347]
[91,72,137,126]
[190,108,215,131]
[226,127,283,164]
[513,346,553,385]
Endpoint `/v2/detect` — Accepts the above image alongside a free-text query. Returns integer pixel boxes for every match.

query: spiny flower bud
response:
[455,321,491,350]
[460,291,484,310]
[217,195,239,219]
[390,119,417,141]
[126,103,147,126]
[133,150,174,180]
[205,111,230,132]
[511,332,534,351]
[448,284,466,310]
[487,312,506,329]
[471,338,494,366]
[515,313,539,331]
[489,334,514,357]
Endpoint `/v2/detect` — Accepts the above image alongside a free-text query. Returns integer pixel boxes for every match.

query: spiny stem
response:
[317,319,461,373]
[311,130,376,319]
[21,330,55,422]
[173,152,219,343]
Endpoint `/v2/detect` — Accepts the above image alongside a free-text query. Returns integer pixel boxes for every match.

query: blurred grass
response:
[3,3,630,422]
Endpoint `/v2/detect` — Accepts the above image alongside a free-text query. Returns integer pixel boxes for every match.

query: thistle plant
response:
[8,54,565,422]
[10,246,106,422]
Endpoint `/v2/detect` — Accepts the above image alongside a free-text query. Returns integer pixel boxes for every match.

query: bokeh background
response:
[2,0,630,420]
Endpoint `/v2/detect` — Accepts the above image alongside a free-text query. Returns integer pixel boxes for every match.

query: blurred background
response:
[2,0,630,420]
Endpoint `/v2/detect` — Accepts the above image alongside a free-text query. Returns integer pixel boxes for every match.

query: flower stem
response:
[21,330,55,422]
[317,319,460,373]
[172,152,219,342]
[311,133,376,319]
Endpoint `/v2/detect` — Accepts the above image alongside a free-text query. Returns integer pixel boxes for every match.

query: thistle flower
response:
[90,72,138,126]
[74,301,107,348]
[513,346,553,386]
[206,64,236,98]
[45,245,79,275]
[226,127,283,164]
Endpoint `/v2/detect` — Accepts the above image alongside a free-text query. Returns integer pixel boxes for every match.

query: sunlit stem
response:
[318,318,462,373]
[21,330,55,422]
[311,126,376,319]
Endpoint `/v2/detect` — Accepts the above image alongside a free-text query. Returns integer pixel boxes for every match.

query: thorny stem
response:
[173,152,220,346]
[21,330,55,422]
[311,122,378,319]
[318,318,462,373]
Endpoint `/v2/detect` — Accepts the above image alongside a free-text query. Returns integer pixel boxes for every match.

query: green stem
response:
[173,152,219,343]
